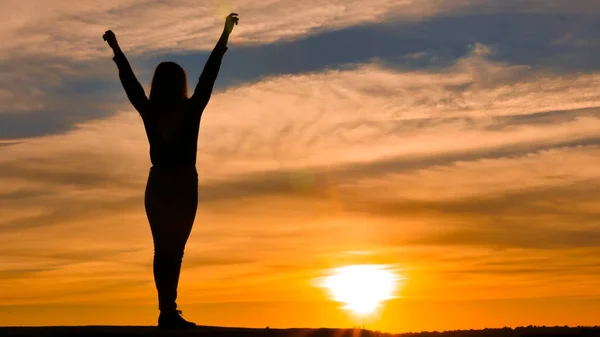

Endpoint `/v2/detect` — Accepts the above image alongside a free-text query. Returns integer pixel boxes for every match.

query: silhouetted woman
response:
[103,13,239,330]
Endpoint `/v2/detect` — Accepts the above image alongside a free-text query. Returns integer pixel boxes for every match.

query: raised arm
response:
[103,30,149,116]
[189,13,239,111]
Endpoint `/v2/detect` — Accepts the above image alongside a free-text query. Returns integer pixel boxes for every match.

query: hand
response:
[223,13,239,35]
[102,30,119,50]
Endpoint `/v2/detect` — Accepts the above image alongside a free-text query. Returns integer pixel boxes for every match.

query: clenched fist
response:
[102,30,119,50]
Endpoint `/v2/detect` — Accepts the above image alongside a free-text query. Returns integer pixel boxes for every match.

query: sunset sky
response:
[2,0,600,332]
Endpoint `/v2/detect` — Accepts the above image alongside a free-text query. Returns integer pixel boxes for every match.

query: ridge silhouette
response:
[103,12,239,330]
[1,325,599,337]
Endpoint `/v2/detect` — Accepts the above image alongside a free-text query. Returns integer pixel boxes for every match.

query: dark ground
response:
[1,326,599,337]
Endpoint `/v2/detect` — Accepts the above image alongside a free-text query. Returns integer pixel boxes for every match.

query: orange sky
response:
[2,0,600,332]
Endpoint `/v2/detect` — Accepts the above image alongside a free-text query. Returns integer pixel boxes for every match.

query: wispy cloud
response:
[3,0,600,61]
[0,0,433,60]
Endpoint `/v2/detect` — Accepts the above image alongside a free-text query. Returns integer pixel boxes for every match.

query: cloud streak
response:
[4,0,600,60]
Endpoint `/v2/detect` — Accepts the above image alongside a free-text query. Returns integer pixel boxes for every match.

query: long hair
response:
[149,62,188,109]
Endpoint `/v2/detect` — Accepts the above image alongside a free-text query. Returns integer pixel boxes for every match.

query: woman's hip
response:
[145,166,198,208]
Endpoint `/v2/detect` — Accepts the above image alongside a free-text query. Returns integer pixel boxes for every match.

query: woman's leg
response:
[145,167,198,314]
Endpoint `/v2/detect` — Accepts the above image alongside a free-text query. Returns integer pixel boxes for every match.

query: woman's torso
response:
[142,100,201,168]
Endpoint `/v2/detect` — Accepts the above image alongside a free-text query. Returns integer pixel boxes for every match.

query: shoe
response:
[158,310,197,330]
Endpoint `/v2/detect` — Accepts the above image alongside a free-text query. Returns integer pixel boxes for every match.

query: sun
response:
[320,265,401,316]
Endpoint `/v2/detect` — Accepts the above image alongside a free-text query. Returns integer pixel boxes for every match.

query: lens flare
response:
[320,265,401,316]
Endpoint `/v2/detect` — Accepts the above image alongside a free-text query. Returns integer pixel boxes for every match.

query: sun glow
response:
[321,265,401,316]
[213,0,233,18]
